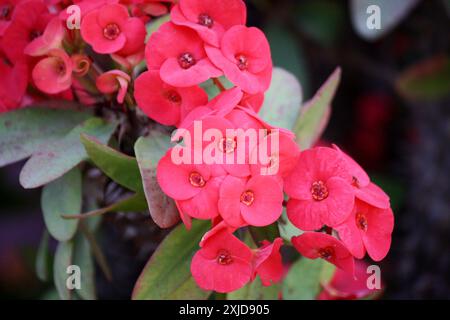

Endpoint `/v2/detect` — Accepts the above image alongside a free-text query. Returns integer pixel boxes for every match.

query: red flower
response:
[134,70,208,126]
[96,70,130,104]
[205,25,272,94]
[218,175,283,227]
[145,22,222,87]
[0,46,27,112]
[157,149,224,219]
[334,199,394,261]
[81,3,146,55]
[284,147,355,230]
[253,238,284,286]
[318,260,382,300]
[240,92,265,113]
[250,130,300,179]
[176,115,252,178]
[24,17,65,57]
[171,0,246,47]
[292,232,355,275]
[32,49,73,94]
[333,144,390,209]
[191,223,253,293]
[0,0,20,36]
[2,0,53,62]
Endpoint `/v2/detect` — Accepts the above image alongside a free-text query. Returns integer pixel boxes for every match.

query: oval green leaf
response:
[282,258,335,300]
[0,103,91,167]
[53,241,74,300]
[41,167,82,241]
[81,133,142,192]
[294,67,341,150]
[20,117,117,189]
[134,130,179,228]
[132,220,211,300]
[259,67,303,130]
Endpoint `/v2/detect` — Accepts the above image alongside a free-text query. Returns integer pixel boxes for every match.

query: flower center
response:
[0,5,11,20]
[217,250,233,265]
[198,13,214,28]
[218,137,236,154]
[103,23,121,40]
[318,247,334,260]
[164,90,182,104]
[56,59,66,76]
[355,212,368,231]
[240,190,255,206]
[235,54,248,71]
[29,30,42,41]
[178,52,196,69]
[311,180,329,201]
[352,176,360,188]
[189,172,206,188]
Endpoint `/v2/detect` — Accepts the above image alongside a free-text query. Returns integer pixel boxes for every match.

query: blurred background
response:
[0,0,449,299]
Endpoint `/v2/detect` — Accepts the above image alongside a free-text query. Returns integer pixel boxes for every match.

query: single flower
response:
[171,0,246,47]
[334,199,394,261]
[284,147,355,230]
[292,232,355,275]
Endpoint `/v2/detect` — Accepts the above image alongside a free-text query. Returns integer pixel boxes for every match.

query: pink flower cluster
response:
[0,0,172,111]
[139,0,395,293]
[0,0,395,295]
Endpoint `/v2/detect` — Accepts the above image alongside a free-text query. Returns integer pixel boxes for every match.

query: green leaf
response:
[132,220,211,300]
[0,104,90,167]
[396,55,450,101]
[282,258,333,300]
[53,241,74,300]
[35,230,51,282]
[294,0,345,47]
[278,209,303,242]
[73,233,96,300]
[350,0,420,41]
[294,67,341,150]
[200,77,234,100]
[81,134,142,192]
[259,67,303,130]
[41,167,82,242]
[134,130,179,228]
[145,14,171,42]
[20,117,117,189]
[265,22,310,95]
[228,278,280,300]
[248,223,280,244]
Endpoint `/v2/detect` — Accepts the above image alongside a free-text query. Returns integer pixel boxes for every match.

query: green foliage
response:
[396,55,450,101]
[132,220,211,300]
[294,0,345,47]
[73,233,96,300]
[81,134,143,192]
[283,258,335,300]
[0,104,90,167]
[259,67,303,130]
[41,167,82,242]
[135,131,179,228]
[35,230,51,282]
[20,117,117,189]
[228,279,280,300]
[294,67,341,150]
[53,241,74,300]
[265,23,310,95]
[278,209,303,242]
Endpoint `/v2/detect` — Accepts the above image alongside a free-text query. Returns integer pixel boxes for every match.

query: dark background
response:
[0,0,449,299]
